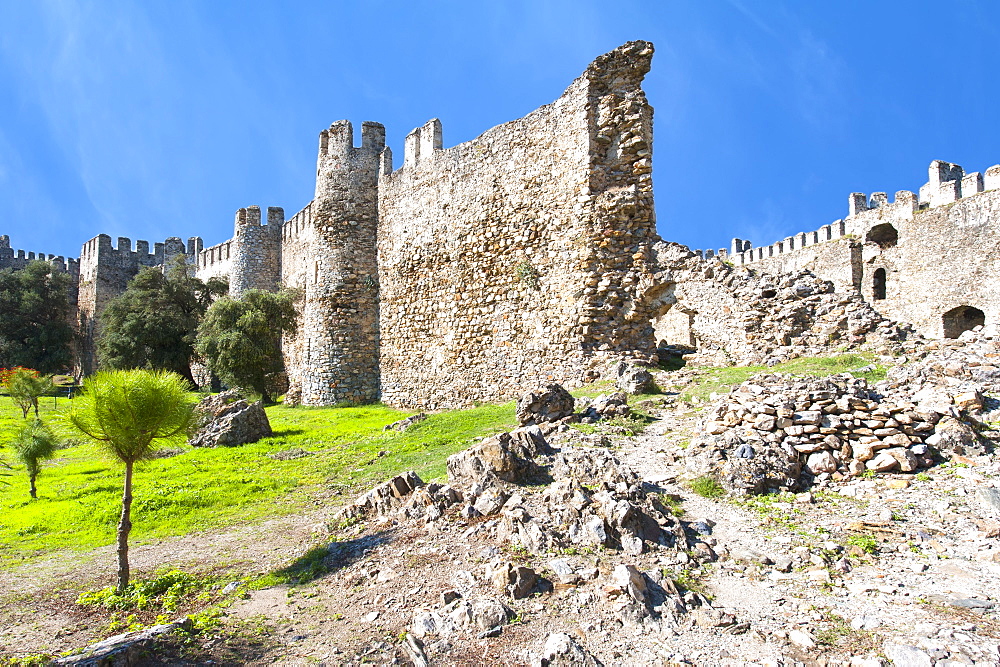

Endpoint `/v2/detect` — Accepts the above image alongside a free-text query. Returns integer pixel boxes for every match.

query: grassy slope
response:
[0,398,515,567]
[0,352,883,568]
[678,353,886,404]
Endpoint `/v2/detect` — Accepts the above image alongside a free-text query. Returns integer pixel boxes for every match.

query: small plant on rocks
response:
[846,533,878,555]
[690,476,725,499]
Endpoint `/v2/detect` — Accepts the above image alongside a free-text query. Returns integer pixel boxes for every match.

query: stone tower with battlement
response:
[229,205,284,298]
[292,120,386,404]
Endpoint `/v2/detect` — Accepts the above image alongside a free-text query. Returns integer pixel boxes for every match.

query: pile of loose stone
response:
[884,328,1000,395]
[328,383,738,665]
[689,332,1000,495]
[656,242,919,366]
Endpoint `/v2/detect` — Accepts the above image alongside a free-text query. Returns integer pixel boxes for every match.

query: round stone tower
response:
[229,205,284,298]
[299,120,385,404]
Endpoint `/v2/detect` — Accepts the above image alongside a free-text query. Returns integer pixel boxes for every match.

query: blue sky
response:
[1,1,998,260]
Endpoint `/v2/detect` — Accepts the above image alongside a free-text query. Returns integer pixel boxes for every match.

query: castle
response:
[4,41,998,408]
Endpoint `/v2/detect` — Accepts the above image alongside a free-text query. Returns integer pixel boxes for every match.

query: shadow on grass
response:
[269,428,306,438]
[256,530,394,587]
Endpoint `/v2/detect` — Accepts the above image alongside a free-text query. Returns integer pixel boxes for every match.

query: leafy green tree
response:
[0,261,74,373]
[11,419,60,498]
[98,259,227,384]
[195,289,298,404]
[6,367,53,418]
[66,369,196,593]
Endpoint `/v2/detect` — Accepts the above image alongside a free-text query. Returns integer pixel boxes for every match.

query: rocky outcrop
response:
[532,632,604,667]
[447,426,551,488]
[516,385,576,426]
[52,619,190,666]
[188,390,272,448]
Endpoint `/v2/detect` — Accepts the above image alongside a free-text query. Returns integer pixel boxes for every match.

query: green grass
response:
[678,353,885,404]
[689,476,725,499]
[0,396,516,567]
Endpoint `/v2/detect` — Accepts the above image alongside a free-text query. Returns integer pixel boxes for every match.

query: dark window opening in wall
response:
[873,268,886,300]
[942,305,985,338]
[866,223,898,248]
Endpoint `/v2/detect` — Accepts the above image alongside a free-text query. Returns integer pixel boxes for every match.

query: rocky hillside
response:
[37,333,1000,666]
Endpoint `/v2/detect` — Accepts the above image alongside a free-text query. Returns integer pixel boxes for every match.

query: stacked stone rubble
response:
[650,242,915,366]
[690,362,991,494]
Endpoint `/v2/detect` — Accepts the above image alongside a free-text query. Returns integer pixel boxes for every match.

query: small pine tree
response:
[6,368,53,418]
[66,369,195,592]
[11,419,59,499]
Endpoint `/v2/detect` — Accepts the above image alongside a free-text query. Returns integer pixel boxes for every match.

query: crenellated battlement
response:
[79,233,197,267]
[402,118,443,170]
[317,120,386,158]
[730,159,1000,268]
[282,201,315,242]
[0,234,80,277]
[196,239,232,274]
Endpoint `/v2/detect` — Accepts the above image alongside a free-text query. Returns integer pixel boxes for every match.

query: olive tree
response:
[195,289,298,404]
[66,369,195,592]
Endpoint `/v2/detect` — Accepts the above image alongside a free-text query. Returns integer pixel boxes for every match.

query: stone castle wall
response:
[77,233,201,374]
[11,40,1000,401]
[376,41,658,408]
[733,160,1000,339]
[0,234,80,308]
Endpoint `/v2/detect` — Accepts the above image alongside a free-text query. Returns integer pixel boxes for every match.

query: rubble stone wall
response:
[376,41,659,408]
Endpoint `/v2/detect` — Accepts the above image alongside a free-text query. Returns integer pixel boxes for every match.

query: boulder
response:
[805,450,837,475]
[614,362,654,394]
[531,632,603,667]
[490,562,539,599]
[447,426,551,487]
[583,392,631,420]
[719,441,803,495]
[927,416,988,456]
[188,390,272,448]
[516,384,575,425]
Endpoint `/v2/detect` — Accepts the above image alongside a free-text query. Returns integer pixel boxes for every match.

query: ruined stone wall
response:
[376,41,659,409]
[733,161,1000,339]
[861,188,1000,339]
[647,242,910,367]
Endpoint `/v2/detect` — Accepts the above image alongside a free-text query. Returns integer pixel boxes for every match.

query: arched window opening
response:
[866,223,898,249]
[942,305,985,339]
[872,268,886,300]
